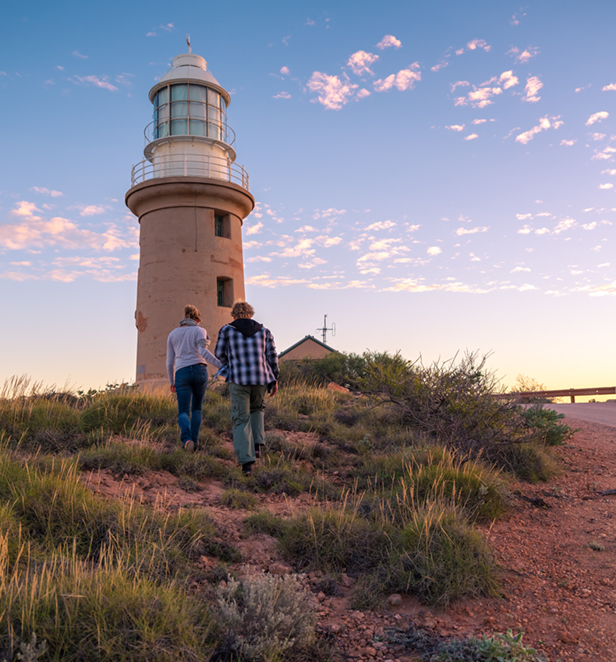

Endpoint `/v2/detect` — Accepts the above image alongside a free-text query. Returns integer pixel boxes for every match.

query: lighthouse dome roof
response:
[148,53,230,105]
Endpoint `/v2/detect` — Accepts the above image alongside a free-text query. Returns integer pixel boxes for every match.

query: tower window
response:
[214,213,230,238]
[217,278,233,307]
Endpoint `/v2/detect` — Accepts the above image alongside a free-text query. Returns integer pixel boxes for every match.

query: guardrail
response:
[495,386,616,403]
[130,153,249,190]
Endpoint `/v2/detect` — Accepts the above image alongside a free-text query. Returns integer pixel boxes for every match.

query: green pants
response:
[229,383,267,465]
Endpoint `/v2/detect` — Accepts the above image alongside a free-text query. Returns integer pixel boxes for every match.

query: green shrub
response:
[0,545,212,662]
[522,405,574,446]
[279,505,394,574]
[398,504,498,606]
[79,392,175,435]
[220,488,258,510]
[243,511,289,539]
[212,572,316,661]
[494,442,557,482]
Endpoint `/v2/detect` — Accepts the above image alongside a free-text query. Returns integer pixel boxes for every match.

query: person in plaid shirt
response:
[215,301,279,475]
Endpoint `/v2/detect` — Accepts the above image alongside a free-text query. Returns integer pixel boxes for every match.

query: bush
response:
[279,505,394,574]
[212,573,316,661]
[0,545,212,662]
[220,488,258,510]
[398,505,498,606]
[522,405,574,446]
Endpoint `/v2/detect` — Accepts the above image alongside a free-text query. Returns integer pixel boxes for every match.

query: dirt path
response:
[82,418,616,661]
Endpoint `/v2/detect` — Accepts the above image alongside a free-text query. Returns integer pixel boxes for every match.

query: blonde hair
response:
[184,304,201,321]
[231,300,254,319]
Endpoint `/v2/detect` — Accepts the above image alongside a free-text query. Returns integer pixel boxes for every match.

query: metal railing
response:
[130,153,249,190]
[494,386,616,403]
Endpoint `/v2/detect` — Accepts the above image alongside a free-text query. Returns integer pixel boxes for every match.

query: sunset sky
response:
[1,0,615,396]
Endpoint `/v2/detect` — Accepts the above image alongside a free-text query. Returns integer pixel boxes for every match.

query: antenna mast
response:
[316,314,336,344]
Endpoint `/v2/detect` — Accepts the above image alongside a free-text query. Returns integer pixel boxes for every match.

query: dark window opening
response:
[214,213,230,239]
[217,278,233,307]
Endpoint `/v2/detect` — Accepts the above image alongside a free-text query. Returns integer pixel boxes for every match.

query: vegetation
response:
[0,356,571,659]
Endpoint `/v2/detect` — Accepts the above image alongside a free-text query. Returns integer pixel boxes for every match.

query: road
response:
[546,403,616,428]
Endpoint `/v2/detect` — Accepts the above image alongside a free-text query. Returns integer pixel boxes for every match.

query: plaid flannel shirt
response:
[214,323,279,385]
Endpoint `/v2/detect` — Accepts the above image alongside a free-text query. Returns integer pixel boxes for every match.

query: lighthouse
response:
[126,49,254,388]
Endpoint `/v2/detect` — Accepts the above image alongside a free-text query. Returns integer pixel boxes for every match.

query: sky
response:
[1,0,615,398]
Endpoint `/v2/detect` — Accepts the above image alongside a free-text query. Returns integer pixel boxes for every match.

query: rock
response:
[557,629,579,645]
[268,562,292,575]
[327,382,350,393]
[317,591,327,602]
[341,573,355,587]
[387,593,402,606]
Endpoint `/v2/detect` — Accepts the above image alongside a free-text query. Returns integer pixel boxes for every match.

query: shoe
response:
[241,462,253,476]
[183,440,195,453]
[255,445,262,459]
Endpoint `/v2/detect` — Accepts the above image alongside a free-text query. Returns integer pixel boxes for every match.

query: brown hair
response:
[231,300,254,319]
[184,304,201,321]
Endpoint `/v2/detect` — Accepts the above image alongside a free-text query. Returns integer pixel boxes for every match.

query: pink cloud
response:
[376,35,401,50]
[523,76,543,103]
[516,115,564,144]
[347,50,379,77]
[374,63,421,92]
[307,72,358,110]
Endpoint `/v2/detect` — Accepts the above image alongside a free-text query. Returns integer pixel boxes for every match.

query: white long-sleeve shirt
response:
[166,323,222,385]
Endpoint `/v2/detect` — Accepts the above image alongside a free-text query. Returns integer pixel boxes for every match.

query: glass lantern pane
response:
[190,120,206,136]
[156,121,169,139]
[190,85,207,102]
[170,101,188,118]
[207,89,220,106]
[189,101,206,120]
[170,84,188,101]
[156,87,169,106]
[170,119,188,135]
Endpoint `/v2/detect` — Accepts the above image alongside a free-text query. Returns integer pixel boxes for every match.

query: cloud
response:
[427,246,442,256]
[603,83,616,91]
[160,23,174,31]
[507,46,539,63]
[72,51,88,59]
[464,133,478,141]
[79,205,106,216]
[499,70,519,90]
[273,91,291,99]
[305,18,315,26]
[2,202,134,252]
[523,76,543,102]
[511,9,527,26]
[456,226,488,235]
[313,207,346,219]
[376,35,401,50]
[365,220,396,231]
[30,186,63,197]
[466,39,491,52]
[560,139,577,146]
[146,32,157,37]
[246,256,272,263]
[451,81,470,92]
[601,169,616,175]
[516,213,532,220]
[515,115,563,144]
[347,50,379,77]
[592,146,616,161]
[246,221,264,235]
[72,75,118,92]
[599,183,614,190]
[553,217,576,234]
[511,266,531,272]
[307,72,358,110]
[445,125,465,132]
[591,132,606,141]
[586,111,609,126]
[356,89,371,99]
[245,274,308,288]
[374,63,421,92]
[472,119,489,125]
[467,86,502,108]
[280,66,289,75]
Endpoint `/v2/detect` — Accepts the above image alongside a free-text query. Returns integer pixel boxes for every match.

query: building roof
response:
[278,335,338,359]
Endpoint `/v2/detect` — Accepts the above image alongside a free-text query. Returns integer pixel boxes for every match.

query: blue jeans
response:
[174,364,208,444]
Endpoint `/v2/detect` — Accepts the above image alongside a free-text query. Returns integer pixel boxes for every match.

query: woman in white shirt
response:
[166,305,222,452]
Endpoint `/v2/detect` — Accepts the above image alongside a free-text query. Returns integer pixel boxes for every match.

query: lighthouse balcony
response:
[130,153,250,190]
